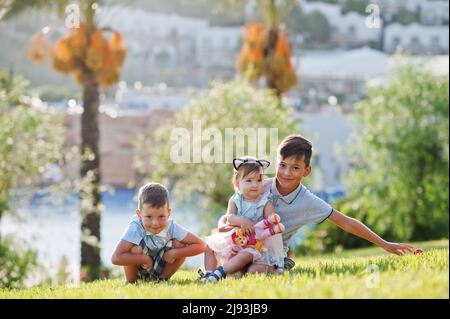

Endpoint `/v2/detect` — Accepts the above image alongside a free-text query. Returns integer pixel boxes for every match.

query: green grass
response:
[1,240,448,299]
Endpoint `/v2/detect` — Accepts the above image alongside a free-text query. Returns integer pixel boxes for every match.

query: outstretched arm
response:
[327,209,414,255]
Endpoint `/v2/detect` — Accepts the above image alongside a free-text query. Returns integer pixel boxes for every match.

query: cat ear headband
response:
[232,158,270,170]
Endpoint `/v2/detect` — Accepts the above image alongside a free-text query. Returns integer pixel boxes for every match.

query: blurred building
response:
[99,6,242,87]
[332,11,382,47]
[195,27,242,68]
[101,6,207,66]
[370,0,449,25]
[384,23,449,54]
[419,0,449,25]
[114,84,194,113]
[369,0,421,17]
[300,1,382,47]
[294,47,389,104]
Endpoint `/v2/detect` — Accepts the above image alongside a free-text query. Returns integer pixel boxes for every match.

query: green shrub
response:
[0,236,40,289]
[319,65,449,251]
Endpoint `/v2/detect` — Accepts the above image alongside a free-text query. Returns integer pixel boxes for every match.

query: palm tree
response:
[1,0,127,281]
[233,0,299,98]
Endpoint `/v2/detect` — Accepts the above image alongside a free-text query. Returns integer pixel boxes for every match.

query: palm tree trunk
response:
[264,26,282,99]
[80,68,101,282]
[0,212,2,244]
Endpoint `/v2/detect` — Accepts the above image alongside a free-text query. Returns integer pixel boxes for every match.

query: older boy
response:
[219,135,414,274]
[111,182,205,283]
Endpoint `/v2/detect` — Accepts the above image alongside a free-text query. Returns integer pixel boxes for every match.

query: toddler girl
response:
[200,156,285,282]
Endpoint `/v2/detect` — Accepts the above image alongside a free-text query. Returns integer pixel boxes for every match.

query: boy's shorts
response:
[137,239,172,281]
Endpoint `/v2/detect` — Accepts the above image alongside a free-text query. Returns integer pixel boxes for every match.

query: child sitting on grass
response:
[111,182,205,284]
[200,156,285,282]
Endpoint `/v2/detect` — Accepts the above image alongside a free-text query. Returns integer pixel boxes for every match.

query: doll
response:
[228,213,285,256]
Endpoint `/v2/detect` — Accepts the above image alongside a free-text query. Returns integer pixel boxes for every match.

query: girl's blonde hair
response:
[232,156,265,191]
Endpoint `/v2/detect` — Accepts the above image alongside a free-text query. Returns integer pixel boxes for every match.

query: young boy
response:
[218,135,414,275]
[111,182,205,283]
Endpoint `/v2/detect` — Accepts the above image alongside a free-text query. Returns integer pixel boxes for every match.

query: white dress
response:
[206,191,285,268]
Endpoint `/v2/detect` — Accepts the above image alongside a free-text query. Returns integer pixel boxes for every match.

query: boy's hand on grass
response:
[382,241,415,255]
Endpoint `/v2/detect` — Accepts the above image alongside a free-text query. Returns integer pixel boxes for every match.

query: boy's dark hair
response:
[278,135,313,166]
[138,182,169,210]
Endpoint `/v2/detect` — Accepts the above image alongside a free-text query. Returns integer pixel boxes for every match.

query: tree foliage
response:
[0,69,64,238]
[341,0,368,15]
[320,65,449,250]
[0,236,40,289]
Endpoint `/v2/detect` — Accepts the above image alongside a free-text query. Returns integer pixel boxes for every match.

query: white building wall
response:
[384,23,449,54]
[419,1,449,25]
[195,27,242,68]
[336,12,382,43]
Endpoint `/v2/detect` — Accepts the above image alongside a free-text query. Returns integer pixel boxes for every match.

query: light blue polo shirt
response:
[264,178,334,254]
[121,217,188,255]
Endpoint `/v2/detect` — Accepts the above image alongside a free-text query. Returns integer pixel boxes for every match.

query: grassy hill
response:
[1,240,448,299]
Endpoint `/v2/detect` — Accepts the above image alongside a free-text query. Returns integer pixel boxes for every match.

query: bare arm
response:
[111,240,152,266]
[225,197,240,225]
[263,200,276,219]
[217,199,239,232]
[226,198,255,235]
[327,209,414,255]
[218,215,234,232]
[172,232,206,258]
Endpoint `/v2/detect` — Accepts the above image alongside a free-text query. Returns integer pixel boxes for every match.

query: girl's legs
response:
[204,245,218,272]
[228,264,249,278]
[246,263,275,274]
[202,252,253,282]
[222,251,253,275]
